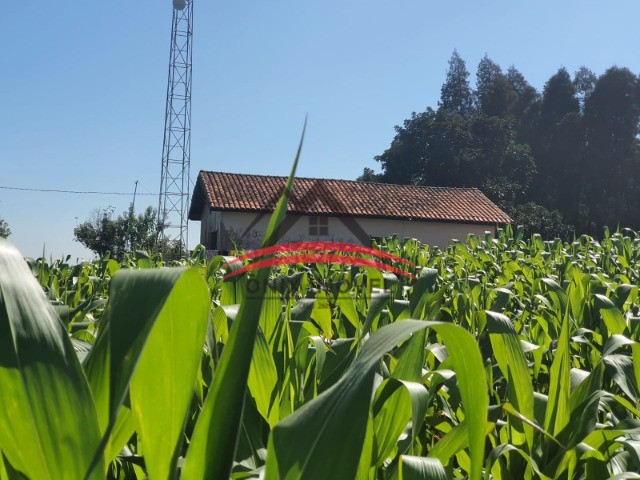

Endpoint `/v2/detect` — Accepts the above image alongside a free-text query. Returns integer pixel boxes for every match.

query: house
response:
[188,171,512,252]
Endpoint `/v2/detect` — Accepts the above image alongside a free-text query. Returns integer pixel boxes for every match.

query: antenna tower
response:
[158,0,193,253]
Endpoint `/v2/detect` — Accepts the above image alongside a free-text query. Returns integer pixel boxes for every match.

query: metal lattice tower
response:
[158,0,193,253]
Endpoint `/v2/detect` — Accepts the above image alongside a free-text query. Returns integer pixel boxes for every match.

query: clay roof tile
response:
[188,171,512,225]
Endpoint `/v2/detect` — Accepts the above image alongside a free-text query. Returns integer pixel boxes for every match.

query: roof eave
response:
[202,206,511,225]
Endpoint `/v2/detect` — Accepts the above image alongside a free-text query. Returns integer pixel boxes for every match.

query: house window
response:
[309,217,328,236]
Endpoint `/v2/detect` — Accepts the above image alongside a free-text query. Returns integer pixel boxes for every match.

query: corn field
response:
[2,166,640,479]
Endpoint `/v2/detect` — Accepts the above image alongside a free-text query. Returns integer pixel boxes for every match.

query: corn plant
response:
[2,150,640,478]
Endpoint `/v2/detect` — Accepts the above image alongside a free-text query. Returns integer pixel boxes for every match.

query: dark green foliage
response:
[528,69,582,213]
[374,109,438,185]
[573,66,597,111]
[582,67,640,233]
[475,55,518,118]
[540,68,579,129]
[357,167,382,182]
[439,49,474,117]
[376,109,536,213]
[73,204,163,259]
[506,202,574,240]
[372,54,640,239]
[506,66,538,116]
[0,217,9,238]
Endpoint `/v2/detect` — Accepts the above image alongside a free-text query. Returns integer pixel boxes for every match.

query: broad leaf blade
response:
[544,308,571,438]
[372,379,413,465]
[486,310,535,448]
[428,323,488,480]
[247,328,280,427]
[264,320,488,480]
[0,239,103,479]
[265,320,431,480]
[129,268,210,480]
[84,267,208,476]
[398,455,447,480]
[182,121,306,480]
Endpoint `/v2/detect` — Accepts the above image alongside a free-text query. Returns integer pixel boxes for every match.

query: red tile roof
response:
[189,171,512,225]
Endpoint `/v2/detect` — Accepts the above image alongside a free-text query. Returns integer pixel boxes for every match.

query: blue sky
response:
[2,0,639,260]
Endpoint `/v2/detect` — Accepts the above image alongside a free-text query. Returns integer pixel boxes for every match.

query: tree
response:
[540,68,579,130]
[376,108,535,208]
[369,54,640,238]
[582,67,640,232]
[74,204,164,259]
[507,202,574,240]
[530,68,582,210]
[356,167,382,182]
[465,114,536,205]
[573,66,597,112]
[439,50,474,117]
[505,66,540,141]
[506,66,538,114]
[0,217,10,238]
[475,55,517,117]
[375,109,437,185]
[376,109,476,187]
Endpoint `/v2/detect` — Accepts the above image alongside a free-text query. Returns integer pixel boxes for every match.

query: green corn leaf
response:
[108,405,136,465]
[182,120,306,480]
[427,421,469,465]
[265,320,488,480]
[259,287,284,346]
[502,403,563,449]
[0,239,103,479]
[427,419,496,468]
[311,290,333,339]
[485,443,551,480]
[319,337,356,391]
[429,323,489,480]
[544,308,571,438]
[372,379,414,465]
[581,419,640,452]
[361,290,391,337]
[409,268,438,318]
[264,320,430,480]
[397,455,447,480]
[233,393,268,474]
[308,335,327,393]
[609,473,640,480]
[336,293,361,331]
[485,310,535,449]
[400,380,429,450]
[355,414,375,480]
[211,304,232,345]
[128,268,210,480]
[602,335,636,358]
[632,344,640,403]
[84,267,209,479]
[598,299,627,336]
[393,329,427,383]
[247,328,280,427]
[614,284,635,309]
[604,355,640,402]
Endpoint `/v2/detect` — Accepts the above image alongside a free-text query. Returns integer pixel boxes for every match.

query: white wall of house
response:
[358,217,491,248]
[200,210,493,251]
